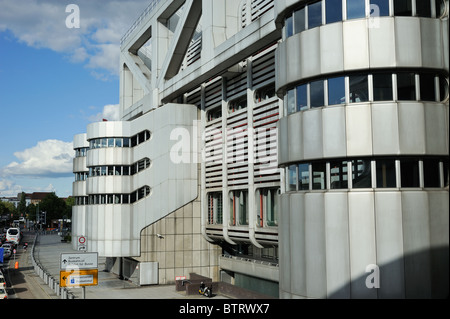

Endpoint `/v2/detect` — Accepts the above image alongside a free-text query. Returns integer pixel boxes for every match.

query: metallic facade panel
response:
[427,191,450,298]
[424,103,448,155]
[369,18,396,68]
[278,194,292,296]
[398,102,426,154]
[324,192,350,299]
[289,193,306,297]
[401,191,432,298]
[322,106,347,158]
[394,17,422,67]
[346,104,373,157]
[303,108,323,160]
[371,103,400,155]
[320,23,344,75]
[374,191,405,298]
[348,192,377,298]
[305,192,326,298]
[288,112,303,161]
[300,28,321,79]
[343,20,369,71]
[420,18,443,69]
[286,34,303,84]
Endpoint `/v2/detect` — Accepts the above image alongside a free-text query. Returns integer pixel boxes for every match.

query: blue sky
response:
[0,0,150,198]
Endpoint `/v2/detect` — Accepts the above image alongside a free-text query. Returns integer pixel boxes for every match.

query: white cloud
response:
[0,0,151,77]
[1,139,74,178]
[89,104,120,122]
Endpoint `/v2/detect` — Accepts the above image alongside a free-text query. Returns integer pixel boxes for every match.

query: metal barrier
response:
[30,234,75,299]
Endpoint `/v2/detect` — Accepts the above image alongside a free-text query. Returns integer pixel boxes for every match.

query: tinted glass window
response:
[296,84,308,111]
[376,159,396,188]
[285,15,293,38]
[326,0,342,23]
[352,159,372,188]
[287,89,295,114]
[416,0,432,17]
[397,73,416,100]
[420,73,436,101]
[328,76,345,105]
[294,8,306,34]
[373,73,393,101]
[308,1,322,29]
[394,0,412,16]
[423,159,440,187]
[439,75,449,102]
[298,163,310,190]
[349,75,368,103]
[330,160,348,189]
[400,159,420,187]
[310,80,324,108]
[370,0,390,16]
[347,0,366,19]
[312,162,326,190]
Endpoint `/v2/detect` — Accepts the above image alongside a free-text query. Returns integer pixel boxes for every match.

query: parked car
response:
[2,248,11,260]
[0,275,6,288]
[0,287,7,299]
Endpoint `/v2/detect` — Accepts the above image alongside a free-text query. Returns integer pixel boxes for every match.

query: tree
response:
[39,192,67,224]
[17,192,27,219]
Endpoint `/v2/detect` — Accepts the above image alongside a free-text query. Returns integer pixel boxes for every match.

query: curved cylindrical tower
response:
[275,0,449,298]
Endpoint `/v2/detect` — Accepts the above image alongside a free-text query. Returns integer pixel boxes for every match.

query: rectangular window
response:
[416,0,432,17]
[397,73,416,100]
[444,160,449,187]
[230,190,248,226]
[257,188,279,227]
[310,80,324,108]
[115,138,122,148]
[296,84,308,111]
[352,159,372,188]
[298,163,310,190]
[394,0,412,16]
[330,160,348,189]
[308,1,322,29]
[423,159,440,188]
[328,76,345,105]
[208,192,223,225]
[370,0,390,16]
[347,0,366,19]
[420,73,436,101]
[326,0,342,23]
[373,73,393,101]
[287,89,296,115]
[349,75,369,103]
[376,159,396,188]
[287,165,297,191]
[294,8,306,34]
[285,15,294,38]
[439,75,448,102]
[312,162,326,190]
[400,159,420,187]
[108,138,114,148]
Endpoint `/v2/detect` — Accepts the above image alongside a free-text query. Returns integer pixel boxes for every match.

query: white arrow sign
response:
[60,252,98,270]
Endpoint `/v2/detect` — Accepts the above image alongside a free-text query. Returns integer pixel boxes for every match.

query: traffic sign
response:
[60,252,98,270]
[77,236,87,251]
[60,269,98,288]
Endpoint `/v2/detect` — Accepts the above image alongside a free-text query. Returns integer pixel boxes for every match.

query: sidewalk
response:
[30,233,228,299]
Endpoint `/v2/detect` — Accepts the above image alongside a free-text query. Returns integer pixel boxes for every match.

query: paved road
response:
[4,230,228,300]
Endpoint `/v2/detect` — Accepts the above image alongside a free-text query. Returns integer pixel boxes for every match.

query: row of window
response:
[286,157,449,191]
[73,186,151,206]
[285,72,448,115]
[75,147,89,158]
[207,188,279,227]
[207,84,277,122]
[88,158,151,178]
[88,130,151,149]
[285,0,447,38]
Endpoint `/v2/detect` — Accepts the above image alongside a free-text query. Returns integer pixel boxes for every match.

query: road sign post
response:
[60,252,98,298]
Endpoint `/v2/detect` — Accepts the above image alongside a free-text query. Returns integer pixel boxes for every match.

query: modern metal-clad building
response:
[73,0,448,297]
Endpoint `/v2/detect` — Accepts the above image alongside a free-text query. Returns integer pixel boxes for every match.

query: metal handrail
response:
[120,0,162,45]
